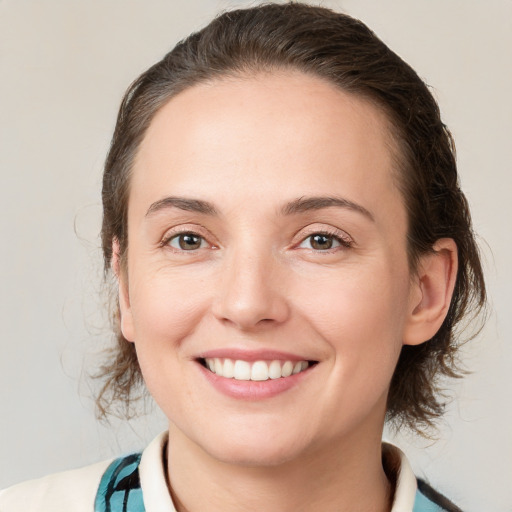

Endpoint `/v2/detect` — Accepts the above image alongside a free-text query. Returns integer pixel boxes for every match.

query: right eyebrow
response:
[145,196,218,217]
[281,195,374,222]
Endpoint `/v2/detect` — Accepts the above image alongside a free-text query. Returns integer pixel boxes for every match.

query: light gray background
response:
[1,1,510,510]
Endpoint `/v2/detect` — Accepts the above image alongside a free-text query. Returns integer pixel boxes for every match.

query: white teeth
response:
[251,361,269,381]
[281,361,293,377]
[204,358,310,381]
[223,358,234,378]
[268,360,282,379]
[233,360,251,380]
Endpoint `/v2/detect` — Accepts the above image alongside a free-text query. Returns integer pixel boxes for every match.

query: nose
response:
[212,248,290,331]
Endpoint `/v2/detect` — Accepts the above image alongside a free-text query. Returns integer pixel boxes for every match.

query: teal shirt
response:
[414,491,448,512]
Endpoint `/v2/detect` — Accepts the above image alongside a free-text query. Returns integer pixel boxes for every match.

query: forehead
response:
[132,71,403,224]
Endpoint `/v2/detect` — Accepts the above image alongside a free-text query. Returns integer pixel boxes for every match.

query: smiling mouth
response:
[199,358,317,381]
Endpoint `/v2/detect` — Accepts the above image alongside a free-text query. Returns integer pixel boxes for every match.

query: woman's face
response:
[119,71,419,465]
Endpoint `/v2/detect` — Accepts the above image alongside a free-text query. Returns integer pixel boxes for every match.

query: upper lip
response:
[196,348,315,362]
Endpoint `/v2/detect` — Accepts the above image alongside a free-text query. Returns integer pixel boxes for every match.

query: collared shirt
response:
[0,432,461,511]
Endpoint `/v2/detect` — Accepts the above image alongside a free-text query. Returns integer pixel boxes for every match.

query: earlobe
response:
[403,238,458,346]
[112,239,136,343]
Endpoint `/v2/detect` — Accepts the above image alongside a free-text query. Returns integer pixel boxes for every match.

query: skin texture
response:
[115,71,457,512]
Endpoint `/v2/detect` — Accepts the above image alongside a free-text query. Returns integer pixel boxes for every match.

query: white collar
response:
[139,432,418,512]
[138,431,175,511]
[385,442,419,512]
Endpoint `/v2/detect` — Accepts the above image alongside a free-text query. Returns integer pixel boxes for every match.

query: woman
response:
[0,3,486,511]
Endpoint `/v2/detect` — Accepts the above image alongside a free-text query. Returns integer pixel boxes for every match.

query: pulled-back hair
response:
[97,2,486,434]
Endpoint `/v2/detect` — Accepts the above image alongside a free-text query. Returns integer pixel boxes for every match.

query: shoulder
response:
[0,459,112,512]
[0,433,170,512]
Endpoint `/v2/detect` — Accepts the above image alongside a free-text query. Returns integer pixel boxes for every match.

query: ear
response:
[403,238,458,346]
[112,239,135,343]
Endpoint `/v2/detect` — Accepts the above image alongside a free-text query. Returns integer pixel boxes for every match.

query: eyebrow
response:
[145,195,374,221]
[146,197,218,217]
[282,196,374,221]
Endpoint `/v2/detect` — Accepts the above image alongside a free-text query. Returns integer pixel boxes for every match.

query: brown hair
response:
[96,2,486,433]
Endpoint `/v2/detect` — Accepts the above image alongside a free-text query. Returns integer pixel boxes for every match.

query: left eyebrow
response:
[145,196,218,217]
[281,196,375,222]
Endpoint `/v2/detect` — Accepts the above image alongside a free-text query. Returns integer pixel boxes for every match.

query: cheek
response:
[297,262,410,384]
[125,268,214,415]
[128,267,212,348]
[300,261,409,336]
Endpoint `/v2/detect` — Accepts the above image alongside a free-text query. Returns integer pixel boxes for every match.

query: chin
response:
[192,425,311,468]
[209,440,303,468]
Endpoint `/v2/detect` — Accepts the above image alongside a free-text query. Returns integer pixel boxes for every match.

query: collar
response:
[138,431,175,511]
[138,432,419,512]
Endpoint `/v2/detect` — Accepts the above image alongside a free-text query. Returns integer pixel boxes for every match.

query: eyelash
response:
[160,229,213,252]
[160,228,353,253]
[297,230,353,252]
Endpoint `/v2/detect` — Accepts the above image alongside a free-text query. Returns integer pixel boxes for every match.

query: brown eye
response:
[168,233,205,250]
[299,233,344,251]
[310,234,334,250]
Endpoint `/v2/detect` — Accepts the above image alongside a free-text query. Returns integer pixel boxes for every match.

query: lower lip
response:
[198,363,313,400]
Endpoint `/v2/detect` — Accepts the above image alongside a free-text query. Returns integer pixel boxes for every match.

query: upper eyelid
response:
[166,232,209,251]
[158,223,353,247]
[160,224,216,246]
[162,223,210,236]
[297,233,352,251]
[294,224,353,243]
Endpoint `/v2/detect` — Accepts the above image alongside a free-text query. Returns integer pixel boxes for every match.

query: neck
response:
[165,422,392,512]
